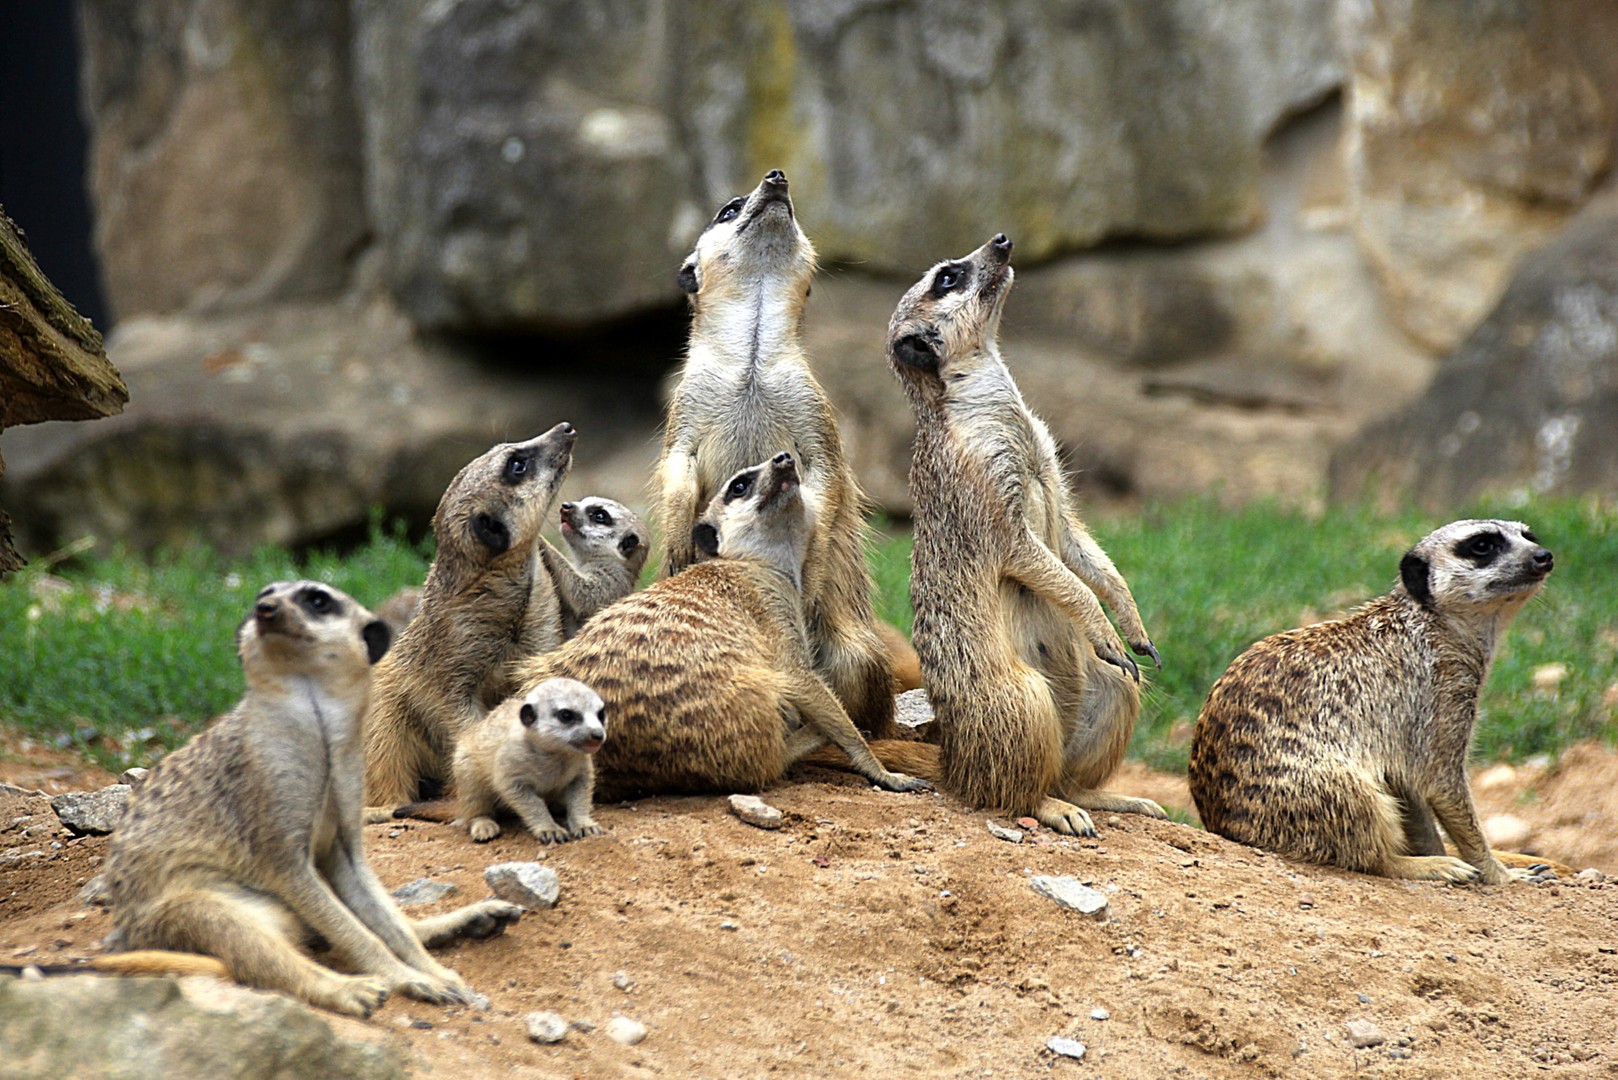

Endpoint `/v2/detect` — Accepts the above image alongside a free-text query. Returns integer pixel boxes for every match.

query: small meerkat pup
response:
[543,496,649,638]
[518,452,928,800]
[363,424,575,818]
[452,677,607,844]
[657,170,896,738]
[1190,520,1558,886]
[102,582,521,1017]
[886,234,1162,837]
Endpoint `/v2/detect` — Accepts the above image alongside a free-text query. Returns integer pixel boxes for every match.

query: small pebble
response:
[119,767,150,789]
[728,794,784,830]
[1090,1008,1110,1021]
[1345,1019,1385,1048]
[1046,1036,1086,1060]
[1357,993,1371,1004]
[1298,893,1316,909]
[19,965,43,982]
[1029,876,1109,920]
[987,821,1024,844]
[410,1019,434,1030]
[485,862,560,909]
[613,971,633,992]
[1576,868,1605,883]
[390,878,459,907]
[605,1016,648,1046]
[894,688,935,728]
[720,921,740,931]
[1388,1047,1412,1060]
[1015,817,1039,830]
[525,1012,569,1044]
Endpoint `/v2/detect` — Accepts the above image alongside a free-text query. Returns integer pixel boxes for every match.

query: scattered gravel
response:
[987,821,1024,844]
[525,1012,569,1044]
[1029,876,1110,920]
[484,862,561,909]
[728,794,784,830]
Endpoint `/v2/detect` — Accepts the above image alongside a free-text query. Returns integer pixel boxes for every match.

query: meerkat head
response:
[1397,519,1553,621]
[559,497,649,578]
[237,580,390,691]
[433,423,576,572]
[692,452,813,586]
[517,677,607,755]
[886,233,1015,401]
[676,170,816,310]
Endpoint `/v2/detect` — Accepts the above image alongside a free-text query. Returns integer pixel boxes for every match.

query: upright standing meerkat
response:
[886,234,1163,837]
[656,170,895,737]
[363,424,575,817]
[450,677,607,844]
[1189,520,1558,885]
[518,452,927,800]
[102,582,521,1017]
[544,497,649,639]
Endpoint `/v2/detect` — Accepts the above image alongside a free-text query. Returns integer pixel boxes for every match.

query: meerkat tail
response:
[1477,849,1574,877]
[797,741,940,781]
[393,798,459,823]
[87,950,231,979]
[876,622,924,693]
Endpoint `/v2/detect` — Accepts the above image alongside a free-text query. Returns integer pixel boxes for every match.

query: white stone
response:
[484,863,561,909]
[604,1016,647,1046]
[728,794,784,830]
[1030,876,1110,920]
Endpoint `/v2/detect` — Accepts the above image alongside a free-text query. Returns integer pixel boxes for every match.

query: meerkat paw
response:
[466,817,501,843]
[321,975,391,1018]
[1386,854,1481,884]
[528,824,571,845]
[1036,797,1098,838]
[1129,638,1162,669]
[1506,865,1558,884]
[455,900,525,940]
[1111,795,1167,819]
[873,771,932,793]
[1094,644,1140,682]
[390,966,476,1006]
[567,821,606,840]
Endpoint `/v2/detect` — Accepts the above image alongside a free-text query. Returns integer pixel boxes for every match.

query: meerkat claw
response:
[1133,640,1162,669]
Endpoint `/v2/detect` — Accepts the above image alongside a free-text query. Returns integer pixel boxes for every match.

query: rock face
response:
[0,975,404,1079]
[77,0,367,319]
[1331,193,1618,508]
[50,785,132,836]
[1339,0,1618,351]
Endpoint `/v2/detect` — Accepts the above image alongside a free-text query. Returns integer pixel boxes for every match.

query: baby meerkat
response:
[518,452,927,800]
[452,677,607,844]
[886,234,1161,837]
[1190,519,1557,885]
[544,497,649,638]
[102,582,521,1017]
[657,170,896,737]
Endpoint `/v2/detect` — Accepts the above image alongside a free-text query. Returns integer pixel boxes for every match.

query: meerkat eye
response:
[505,454,530,480]
[296,587,338,616]
[589,506,612,525]
[257,585,275,599]
[931,265,964,296]
[1458,532,1504,561]
[556,708,580,726]
[727,475,753,499]
[715,197,745,225]
[1523,529,1540,544]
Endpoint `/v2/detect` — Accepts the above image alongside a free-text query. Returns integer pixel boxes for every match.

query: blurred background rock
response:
[0,0,1613,556]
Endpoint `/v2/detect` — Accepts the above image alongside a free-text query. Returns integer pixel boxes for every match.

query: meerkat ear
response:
[619,532,643,557]
[519,702,538,727]
[676,259,700,295]
[891,332,940,373]
[362,619,392,665]
[471,510,511,554]
[1399,551,1433,608]
[692,521,720,559]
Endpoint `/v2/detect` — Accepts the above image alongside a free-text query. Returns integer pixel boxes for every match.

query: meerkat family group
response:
[89,170,1564,1014]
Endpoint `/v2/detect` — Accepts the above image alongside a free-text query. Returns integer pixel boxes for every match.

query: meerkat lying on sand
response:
[101,582,520,1017]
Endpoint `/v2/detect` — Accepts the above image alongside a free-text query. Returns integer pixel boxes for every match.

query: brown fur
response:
[1190,519,1560,885]
[103,582,520,1017]
[876,621,924,693]
[519,453,927,802]
[656,170,895,737]
[886,235,1162,838]
[362,425,575,816]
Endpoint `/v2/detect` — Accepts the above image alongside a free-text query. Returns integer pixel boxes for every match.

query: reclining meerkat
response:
[885,234,1163,837]
[1190,519,1562,885]
[101,581,521,1017]
[544,497,648,638]
[363,424,575,818]
[449,677,606,844]
[518,452,928,800]
[656,170,896,738]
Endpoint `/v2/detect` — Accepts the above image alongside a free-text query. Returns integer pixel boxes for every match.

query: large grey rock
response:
[485,862,561,910]
[1331,192,1618,508]
[50,785,132,835]
[0,975,404,1079]
[77,0,366,319]
[1339,0,1618,351]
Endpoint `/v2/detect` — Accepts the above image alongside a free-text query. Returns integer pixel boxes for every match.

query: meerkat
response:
[1189,520,1560,885]
[362,424,575,818]
[518,452,928,800]
[449,677,606,844]
[543,497,649,639]
[101,581,522,1017]
[656,169,896,738]
[885,234,1163,837]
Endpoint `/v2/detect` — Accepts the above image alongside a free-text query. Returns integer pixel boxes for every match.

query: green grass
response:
[2,501,1615,774]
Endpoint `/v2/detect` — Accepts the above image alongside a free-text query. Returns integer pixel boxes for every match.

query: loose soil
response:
[2,750,1616,1078]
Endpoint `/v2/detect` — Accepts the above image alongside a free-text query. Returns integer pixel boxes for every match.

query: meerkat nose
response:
[254,599,279,620]
[992,233,1012,251]
[772,451,793,467]
[1532,548,1554,572]
[764,169,787,185]
[561,502,575,513]
[558,422,576,438]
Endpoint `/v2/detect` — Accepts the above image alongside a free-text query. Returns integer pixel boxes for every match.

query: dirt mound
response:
[3,753,1615,1078]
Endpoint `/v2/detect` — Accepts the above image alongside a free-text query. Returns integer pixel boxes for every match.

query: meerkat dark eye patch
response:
[1522,529,1540,544]
[1455,531,1505,564]
[891,333,940,373]
[931,263,967,297]
[1399,552,1433,609]
[619,533,642,556]
[676,259,700,294]
[556,708,580,726]
[693,521,720,558]
[725,471,757,501]
[295,587,341,618]
[471,511,511,554]
[503,450,535,485]
[714,196,746,226]
[520,702,538,727]
[589,506,612,525]
[362,619,392,665]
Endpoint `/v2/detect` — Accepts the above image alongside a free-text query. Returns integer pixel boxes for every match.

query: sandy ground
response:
[3,747,1617,1079]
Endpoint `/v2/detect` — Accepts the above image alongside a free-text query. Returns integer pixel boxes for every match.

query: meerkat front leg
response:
[1004,534,1138,680]
[1059,516,1160,666]
[784,674,929,792]
[558,768,603,839]
[658,450,703,575]
[502,780,571,844]
[1425,779,1520,885]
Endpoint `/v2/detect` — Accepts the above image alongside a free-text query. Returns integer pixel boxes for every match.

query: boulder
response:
[1339,0,1618,351]
[50,785,132,836]
[77,0,367,319]
[1331,192,1618,508]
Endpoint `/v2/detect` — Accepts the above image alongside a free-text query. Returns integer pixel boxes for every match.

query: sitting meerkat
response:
[517,452,928,800]
[885,234,1163,838]
[101,582,521,1017]
[1190,520,1560,885]
[656,170,896,738]
[543,497,649,639]
[363,424,575,818]
[451,677,607,844]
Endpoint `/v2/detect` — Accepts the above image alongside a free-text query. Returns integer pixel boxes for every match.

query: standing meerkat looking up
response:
[519,452,928,800]
[450,677,607,844]
[886,234,1162,837]
[363,424,576,817]
[543,497,649,639]
[656,170,896,738]
[1190,520,1557,885]
[103,582,521,1017]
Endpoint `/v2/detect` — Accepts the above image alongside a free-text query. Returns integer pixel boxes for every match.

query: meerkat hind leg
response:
[1065,788,1167,819]
[412,900,524,948]
[786,675,929,792]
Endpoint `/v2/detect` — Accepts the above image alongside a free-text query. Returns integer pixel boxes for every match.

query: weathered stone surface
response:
[1331,193,1618,508]
[1340,0,1618,351]
[0,974,404,1079]
[77,0,367,318]
[485,862,561,910]
[389,877,459,907]
[50,785,132,835]
[728,794,785,831]
[525,1011,570,1045]
[1029,876,1110,920]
